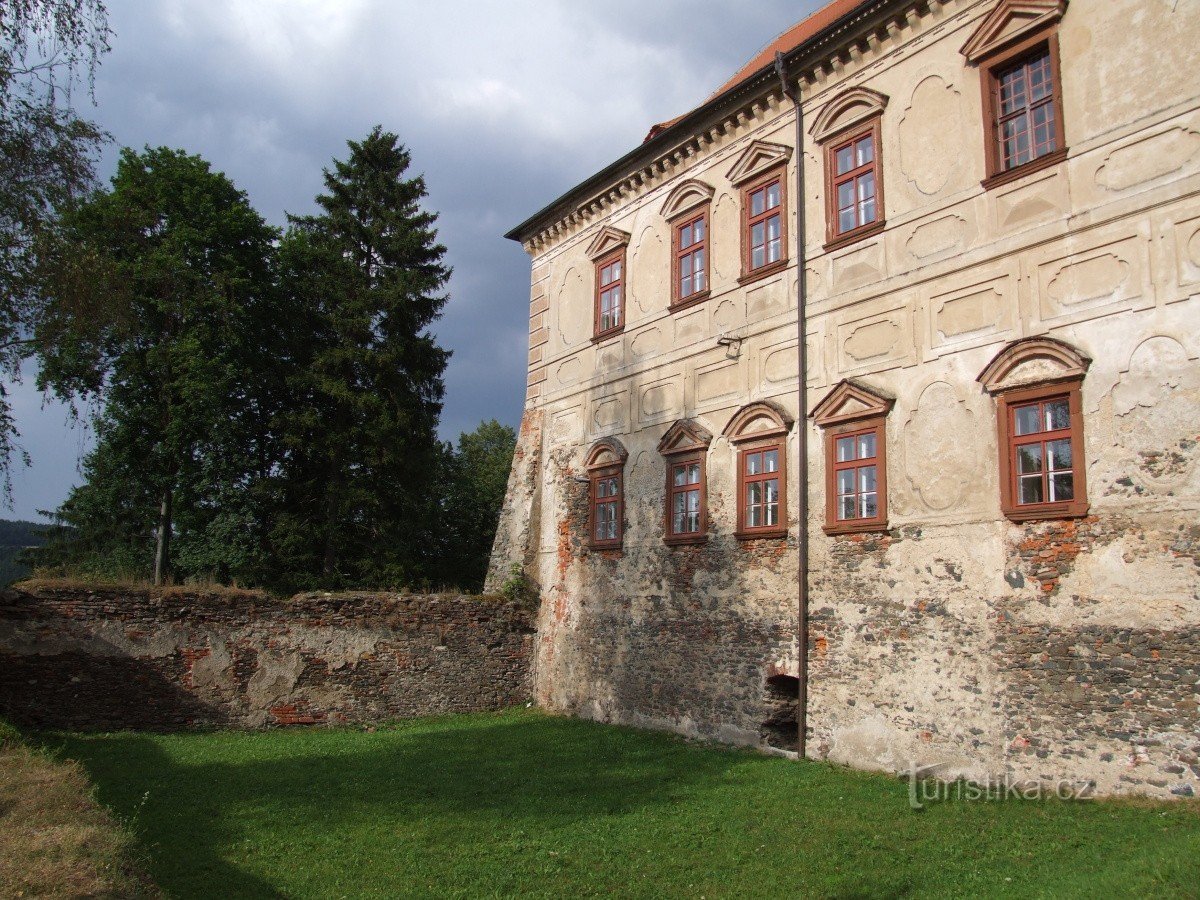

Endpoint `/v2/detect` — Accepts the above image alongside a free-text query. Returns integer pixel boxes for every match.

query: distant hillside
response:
[0,520,49,586]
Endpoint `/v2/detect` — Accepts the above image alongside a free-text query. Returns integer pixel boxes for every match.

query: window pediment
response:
[726,139,793,187]
[585,437,628,470]
[661,179,715,221]
[960,0,1066,64]
[657,418,713,456]
[811,379,895,427]
[977,336,1090,394]
[586,225,631,261]
[810,87,889,144]
[724,401,794,443]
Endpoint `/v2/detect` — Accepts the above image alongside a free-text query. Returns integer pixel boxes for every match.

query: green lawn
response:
[52,709,1199,898]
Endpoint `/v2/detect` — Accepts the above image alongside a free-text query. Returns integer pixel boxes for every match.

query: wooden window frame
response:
[669,205,711,313]
[588,465,624,550]
[592,248,626,342]
[978,27,1067,190]
[995,378,1088,522]
[738,165,788,286]
[663,450,708,546]
[822,117,886,252]
[822,416,888,535]
[735,438,788,540]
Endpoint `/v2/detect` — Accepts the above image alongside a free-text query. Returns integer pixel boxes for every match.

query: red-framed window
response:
[589,468,623,549]
[822,417,888,533]
[741,168,786,279]
[672,211,708,307]
[594,250,624,338]
[994,380,1088,521]
[993,46,1058,172]
[828,124,882,242]
[738,443,786,538]
[665,452,706,543]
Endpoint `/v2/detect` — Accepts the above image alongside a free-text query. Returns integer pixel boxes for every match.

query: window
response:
[658,419,713,545]
[594,250,624,339]
[963,2,1067,190]
[830,424,884,526]
[668,455,705,539]
[994,382,1088,521]
[585,439,627,550]
[824,120,884,249]
[724,401,792,540]
[812,380,893,535]
[740,167,787,281]
[978,336,1090,522]
[672,210,709,309]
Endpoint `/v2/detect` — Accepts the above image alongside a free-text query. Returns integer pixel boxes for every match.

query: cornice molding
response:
[657,418,714,456]
[811,378,895,426]
[584,225,630,261]
[661,178,716,220]
[810,86,889,143]
[977,336,1090,394]
[727,139,794,186]
[724,401,795,442]
[585,437,629,470]
[960,0,1066,64]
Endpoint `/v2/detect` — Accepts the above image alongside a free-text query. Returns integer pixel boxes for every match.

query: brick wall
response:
[0,585,534,731]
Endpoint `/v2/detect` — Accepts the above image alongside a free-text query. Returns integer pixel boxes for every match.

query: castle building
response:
[489,0,1200,798]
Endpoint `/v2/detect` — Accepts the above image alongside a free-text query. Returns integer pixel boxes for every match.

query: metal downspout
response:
[775,51,809,760]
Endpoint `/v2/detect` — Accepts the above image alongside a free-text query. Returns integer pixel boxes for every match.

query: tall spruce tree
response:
[32,147,281,584]
[272,126,451,589]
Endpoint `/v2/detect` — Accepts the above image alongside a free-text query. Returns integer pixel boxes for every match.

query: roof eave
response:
[504,0,904,246]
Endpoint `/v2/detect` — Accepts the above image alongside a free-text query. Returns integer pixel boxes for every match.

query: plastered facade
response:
[490,0,1200,798]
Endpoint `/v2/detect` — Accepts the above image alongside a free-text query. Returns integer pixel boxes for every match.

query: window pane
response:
[838,495,856,521]
[695,266,706,293]
[680,273,692,298]
[1050,472,1074,502]
[673,465,687,487]
[752,245,765,269]
[767,215,781,263]
[766,181,780,210]
[747,481,761,507]
[751,188,765,217]
[596,479,608,499]
[856,136,874,167]
[1047,438,1072,472]
[836,469,855,496]
[765,500,778,527]
[839,206,856,234]
[858,172,876,224]
[1017,443,1043,474]
[694,217,704,241]
[860,492,877,519]
[751,220,764,248]
[672,492,685,532]
[612,261,621,280]
[680,224,693,250]
[687,489,700,513]
[1019,474,1044,504]
[837,436,855,463]
[746,452,761,476]
[693,249,705,276]
[837,180,855,212]
[687,463,700,485]
[858,432,876,460]
[859,465,877,493]
[836,145,855,175]
[1044,400,1069,431]
[747,504,761,528]
[765,479,779,503]
[764,450,778,473]
[1014,404,1040,436]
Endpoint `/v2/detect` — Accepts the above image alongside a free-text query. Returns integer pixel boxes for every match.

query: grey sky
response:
[7,0,822,520]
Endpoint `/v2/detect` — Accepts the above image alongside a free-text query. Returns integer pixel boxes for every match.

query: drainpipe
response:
[775,51,808,760]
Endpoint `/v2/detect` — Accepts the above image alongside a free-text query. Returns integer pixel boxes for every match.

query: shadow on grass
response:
[50,711,749,897]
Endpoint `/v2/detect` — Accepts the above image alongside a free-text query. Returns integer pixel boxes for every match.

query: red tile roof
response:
[643,0,867,142]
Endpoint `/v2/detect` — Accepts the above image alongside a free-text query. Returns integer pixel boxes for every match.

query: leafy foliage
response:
[0,0,110,498]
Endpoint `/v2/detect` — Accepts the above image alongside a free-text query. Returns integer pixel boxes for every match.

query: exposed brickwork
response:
[0,586,534,732]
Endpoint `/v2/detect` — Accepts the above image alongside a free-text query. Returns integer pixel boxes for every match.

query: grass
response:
[0,720,153,898]
[50,709,1200,898]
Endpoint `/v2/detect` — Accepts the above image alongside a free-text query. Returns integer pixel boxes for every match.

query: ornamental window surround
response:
[658,419,713,546]
[661,179,715,313]
[585,438,628,550]
[961,0,1068,190]
[584,226,630,342]
[724,402,793,540]
[810,87,888,251]
[812,380,894,535]
[978,336,1090,522]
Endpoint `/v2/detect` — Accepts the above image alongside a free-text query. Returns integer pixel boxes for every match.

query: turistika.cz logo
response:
[907,762,1095,810]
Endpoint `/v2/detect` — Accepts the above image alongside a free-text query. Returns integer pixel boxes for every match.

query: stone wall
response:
[0,585,534,731]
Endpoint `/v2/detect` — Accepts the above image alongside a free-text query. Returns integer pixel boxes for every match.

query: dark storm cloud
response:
[7,0,821,519]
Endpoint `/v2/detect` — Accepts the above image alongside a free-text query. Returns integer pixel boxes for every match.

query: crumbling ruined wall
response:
[0,586,534,731]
